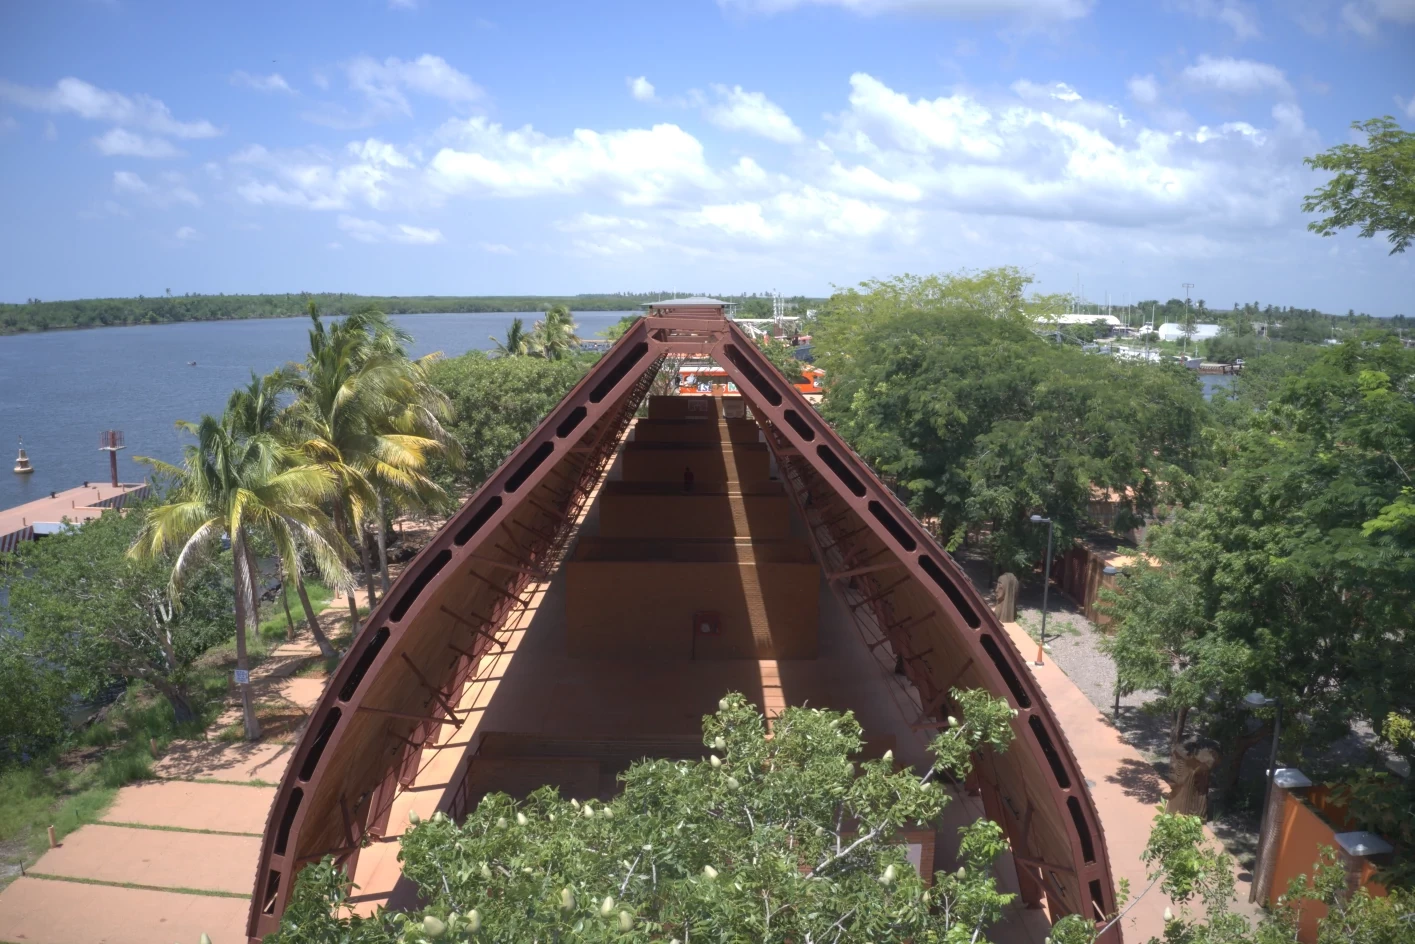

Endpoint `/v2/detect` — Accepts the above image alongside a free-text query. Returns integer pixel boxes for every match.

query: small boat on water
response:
[187,360,197,366]
[13,438,34,475]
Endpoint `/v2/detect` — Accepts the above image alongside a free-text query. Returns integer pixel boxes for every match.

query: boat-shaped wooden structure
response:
[247,299,1120,941]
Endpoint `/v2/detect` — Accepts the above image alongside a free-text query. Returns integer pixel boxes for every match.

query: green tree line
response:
[0,292,678,336]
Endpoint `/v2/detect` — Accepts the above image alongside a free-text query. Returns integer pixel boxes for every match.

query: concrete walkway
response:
[0,631,327,944]
[1001,621,1260,943]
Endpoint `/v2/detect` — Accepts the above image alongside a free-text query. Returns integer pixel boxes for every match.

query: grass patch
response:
[187,777,279,787]
[26,872,251,899]
[0,685,210,889]
[0,575,345,890]
[257,579,335,646]
[98,820,261,837]
[1017,612,1083,644]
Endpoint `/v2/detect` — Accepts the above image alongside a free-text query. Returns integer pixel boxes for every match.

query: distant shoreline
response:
[0,294,659,337]
[0,292,822,337]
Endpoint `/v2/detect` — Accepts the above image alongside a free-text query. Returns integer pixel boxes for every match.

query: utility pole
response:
[1182,282,1195,356]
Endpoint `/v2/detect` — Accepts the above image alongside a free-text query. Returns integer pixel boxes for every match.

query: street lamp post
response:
[1103,564,1124,718]
[1030,514,1053,666]
[1243,690,1283,902]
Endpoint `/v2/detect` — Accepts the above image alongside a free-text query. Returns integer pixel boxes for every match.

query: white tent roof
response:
[1157,322,1223,342]
[1035,313,1122,326]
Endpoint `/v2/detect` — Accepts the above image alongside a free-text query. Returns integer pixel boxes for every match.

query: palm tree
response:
[530,305,581,361]
[130,399,349,740]
[289,305,457,629]
[491,318,530,356]
[227,370,341,659]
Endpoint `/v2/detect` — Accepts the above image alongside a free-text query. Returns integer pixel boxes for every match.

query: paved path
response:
[0,630,328,944]
[1001,621,1260,943]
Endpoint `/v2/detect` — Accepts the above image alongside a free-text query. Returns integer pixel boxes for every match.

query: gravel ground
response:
[953,549,1265,870]
[954,550,1169,753]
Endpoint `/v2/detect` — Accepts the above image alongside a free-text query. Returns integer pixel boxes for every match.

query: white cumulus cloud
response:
[231,142,406,211]
[717,0,1094,20]
[1181,55,1292,96]
[427,117,719,206]
[93,128,181,158]
[1178,1,1261,40]
[705,85,804,143]
[231,71,294,94]
[628,76,657,102]
[347,54,481,113]
[1127,74,1159,105]
[1341,0,1415,37]
[338,214,444,244]
[112,170,201,207]
[0,77,219,137]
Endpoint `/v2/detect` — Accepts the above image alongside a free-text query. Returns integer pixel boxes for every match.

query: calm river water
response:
[0,312,633,511]
[0,314,1237,512]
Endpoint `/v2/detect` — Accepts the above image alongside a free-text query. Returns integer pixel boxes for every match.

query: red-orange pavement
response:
[0,631,330,944]
[100,781,274,834]
[1001,621,1259,942]
[153,732,295,784]
[0,876,248,944]
[27,824,259,895]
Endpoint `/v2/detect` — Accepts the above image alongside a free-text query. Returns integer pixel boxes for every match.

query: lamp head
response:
[1029,514,1050,524]
[1243,691,1276,709]
[1103,565,1120,576]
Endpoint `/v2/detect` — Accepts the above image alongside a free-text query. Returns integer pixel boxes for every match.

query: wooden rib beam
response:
[510,518,554,543]
[400,653,460,719]
[468,553,548,580]
[1014,854,1075,876]
[468,569,527,605]
[357,705,461,726]
[828,560,904,582]
[848,574,911,610]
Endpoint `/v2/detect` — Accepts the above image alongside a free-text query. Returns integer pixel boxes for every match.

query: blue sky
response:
[1,0,1411,314]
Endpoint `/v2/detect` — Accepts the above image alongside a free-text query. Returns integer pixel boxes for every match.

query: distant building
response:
[1157,322,1223,343]
[1035,313,1122,337]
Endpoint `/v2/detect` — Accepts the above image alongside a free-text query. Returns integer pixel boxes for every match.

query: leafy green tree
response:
[225,370,342,659]
[1303,117,1415,254]
[491,318,530,357]
[815,269,1205,572]
[428,350,593,491]
[1108,338,1415,799]
[754,333,801,379]
[1098,566,1249,756]
[3,506,232,728]
[601,314,642,342]
[267,693,1412,944]
[0,615,73,763]
[270,689,1024,943]
[529,305,581,361]
[289,305,455,625]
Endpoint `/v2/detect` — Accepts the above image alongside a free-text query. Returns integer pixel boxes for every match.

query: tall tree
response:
[130,411,348,740]
[226,370,342,659]
[289,305,455,627]
[1303,116,1415,254]
[491,318,530,356]
[529,305,582,361]
[428,349,592,493]
[815,269,1205,573]
[1105,337,1415,797]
